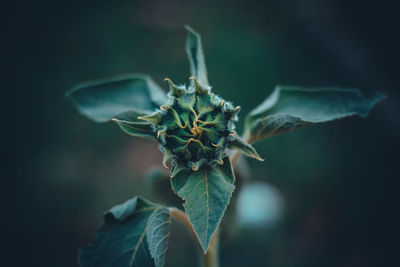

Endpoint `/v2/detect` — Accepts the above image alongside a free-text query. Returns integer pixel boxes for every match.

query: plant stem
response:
[169,207,220,267]
[169,207,197,241]
[203,228,219,267]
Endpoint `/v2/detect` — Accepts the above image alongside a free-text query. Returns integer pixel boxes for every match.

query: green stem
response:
[169,207,197,241]
[203,228,219,267]
[169,207,220,267]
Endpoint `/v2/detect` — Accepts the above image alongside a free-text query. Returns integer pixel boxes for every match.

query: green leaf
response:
[67,74,167,123]
[171,156,235,252]
[79,196,171,267]
[146,208,171,267]
[244,86,385,143]
[228,135,264,161]
[185,26,209,87]
[113,119,156,139]
[110,111,156,138]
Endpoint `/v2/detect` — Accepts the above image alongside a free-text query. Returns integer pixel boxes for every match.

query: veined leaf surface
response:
[67,74,167,123]
[79,196,171,267]
[171,156,235,252]
[244,86,385,143]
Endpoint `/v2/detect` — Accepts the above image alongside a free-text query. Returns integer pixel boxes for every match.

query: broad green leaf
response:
[171,156,235,252]
[244,86,385,143]
[67,74,167,123]
[146,208,171,267]
[185,26,209,87]
[79,196,171,267]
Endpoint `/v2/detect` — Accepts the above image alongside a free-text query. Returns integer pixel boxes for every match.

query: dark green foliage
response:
[67,27,262,254]
[171,155,235,252]
[79,197,170,267]
[67,74,167,123]
[67,26,386,266]
[244,86,385,143]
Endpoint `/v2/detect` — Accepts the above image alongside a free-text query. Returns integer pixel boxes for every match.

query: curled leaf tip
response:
[231,106,241,118]
[137,112,162,127]
[190,75,208,94]
[164,77,184,97]
[160,105,169,111]
[162,161,170,169]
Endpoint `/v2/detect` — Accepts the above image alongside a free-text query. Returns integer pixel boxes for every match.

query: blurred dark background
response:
[3,0,400,266]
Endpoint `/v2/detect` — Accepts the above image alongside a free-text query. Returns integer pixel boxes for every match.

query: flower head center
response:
[191,120,203,137]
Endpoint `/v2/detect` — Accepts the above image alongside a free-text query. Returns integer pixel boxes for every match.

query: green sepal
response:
[159,145,175,169]
[190,76,209,94]
[164,78,186,97]
[177,93,196,111]
[201,113,225,130]
[195,93,214,117]
[156,126,168,145]
[226,106,241,121]
[112,119,156,139]
[170,155,235,253]
[138,112,163,127]
[189,159,208,171]
[228,135,264,161]
[170,162,189,178]
[209,93,223,106]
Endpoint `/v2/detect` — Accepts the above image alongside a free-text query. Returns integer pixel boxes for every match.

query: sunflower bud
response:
[140,77,240,171]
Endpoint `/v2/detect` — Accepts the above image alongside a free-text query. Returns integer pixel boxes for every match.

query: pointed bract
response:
[190,159,208,171]
[170,162,189,178]
[138,112,163,127]
[159,145,174,169]
[112,119,156,139]
[164,78,186,97]
[228,135,264,161]
[190,76,209,94]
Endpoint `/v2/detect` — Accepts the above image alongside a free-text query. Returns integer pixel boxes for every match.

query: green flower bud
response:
[139,76,242,172]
